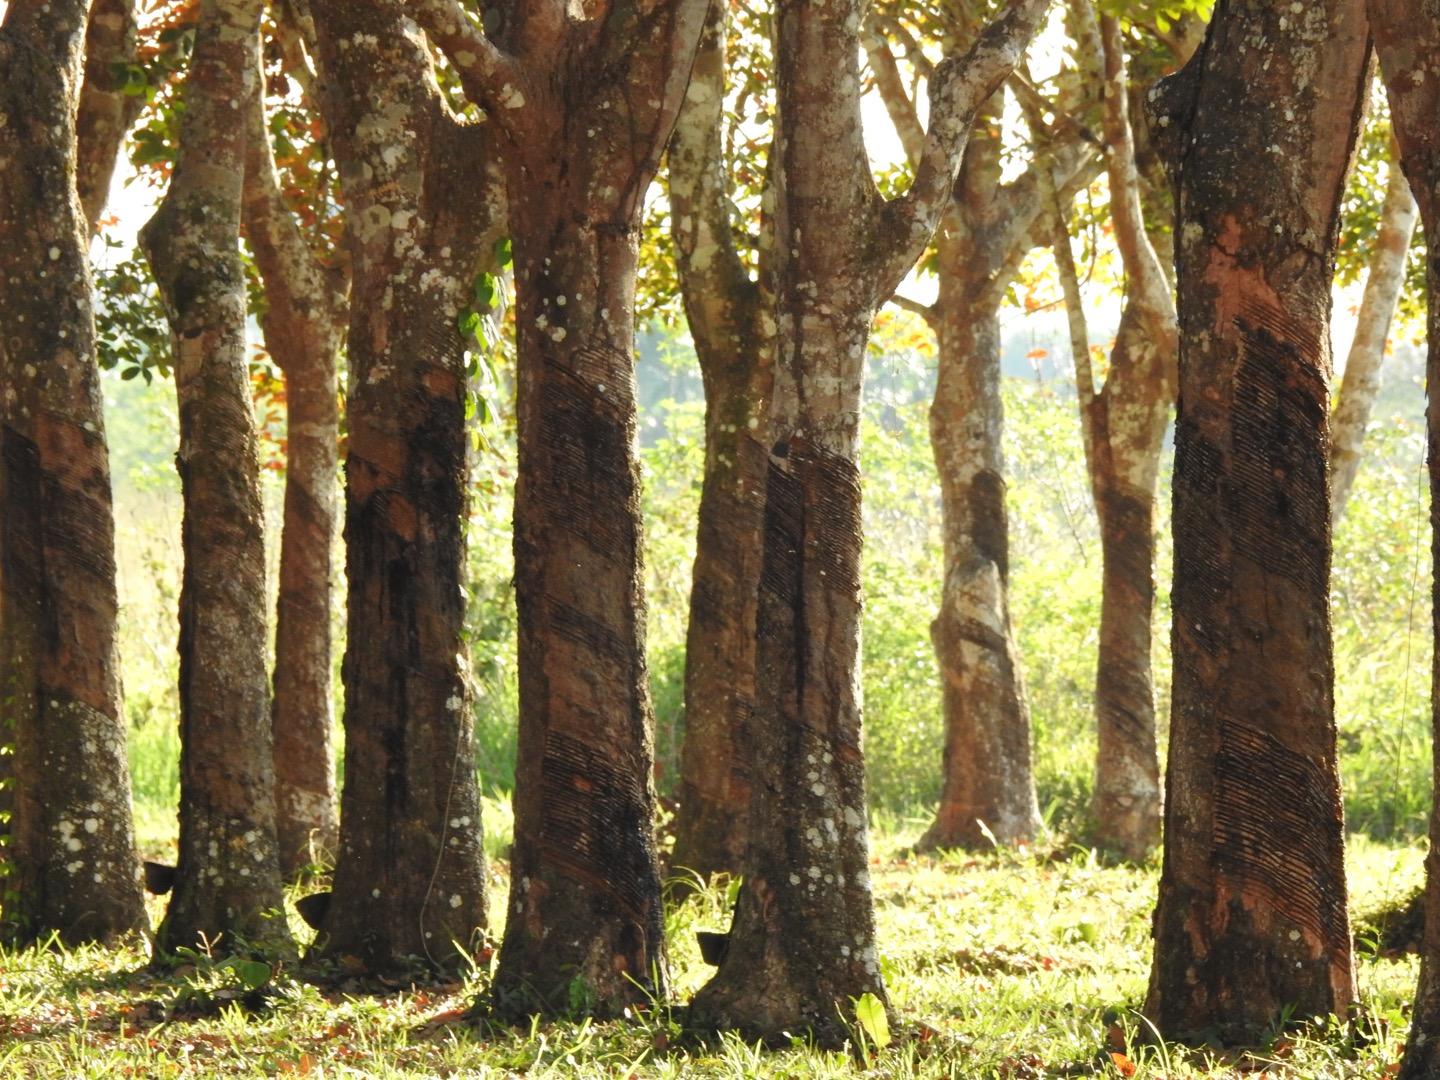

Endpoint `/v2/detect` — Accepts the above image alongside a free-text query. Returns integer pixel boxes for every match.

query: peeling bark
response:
[1329,141,1417,524]
[241,55,347,879]
[1366,6,1440,1075]
[307,0,499,975]
[139,0,292,956]
[1142,0,1368,1042]
[413,0,709,1016]
[668,2,768,883]
[0,0,148,946]
[688,0,1050,1045]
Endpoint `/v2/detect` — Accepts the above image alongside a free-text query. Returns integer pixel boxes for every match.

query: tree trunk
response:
[1090,309,1168,861]
[1366,6,1440,1075]
[140,0,292,956]
[1075,8,1177,862]
[307,0,499,975]
[1329,143,1418,524]
[922,280,1043,851]
[690,0,1049,1044]
[0,0,148,946]
[1143,0,1368,1042]
[411,0,709,1017]
[668,4,768,883]
[240,63,347,880]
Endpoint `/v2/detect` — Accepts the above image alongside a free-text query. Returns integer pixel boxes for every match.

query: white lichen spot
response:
[789,873,801,886]
[449,894,463,909]
[48,247,61,261]
[83,818,99,834]
[497,84,525,109]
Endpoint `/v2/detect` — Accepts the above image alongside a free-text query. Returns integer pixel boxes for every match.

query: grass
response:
[0,808,1423,1078]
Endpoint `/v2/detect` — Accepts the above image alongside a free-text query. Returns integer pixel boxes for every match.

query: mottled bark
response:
[414,0,708,1016]
[241,60,347,879]
[1366,6,1440,1076]
[668,2,768,883]
[864,17,1101,854]
[1055,6,1176,862]
[307,0,497,975]
[140,0,292,956]
[1143,0,1368,1042]
[76,0,141,229]
[920,118,1044,853]
[690,0,1049,1044]
[0,0,148,946]
[1330,143,1417,524]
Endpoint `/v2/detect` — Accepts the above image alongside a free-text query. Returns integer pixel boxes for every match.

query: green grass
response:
[0,831,1421,1077]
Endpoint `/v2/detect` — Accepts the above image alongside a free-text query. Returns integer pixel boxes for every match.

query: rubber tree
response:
[140,0,293,956]
[1329,137,1418,524]
[241,33,347,879]
[667,1,769,883]
[1367,6,1440,1076]
[1050,4,1178,862]
[0,0,148,945]
[687,0,1051,1045]
[413,0,707,1015]
[863,4,1096,852]
[305,0,500,974]
[1143,0,1368,1041]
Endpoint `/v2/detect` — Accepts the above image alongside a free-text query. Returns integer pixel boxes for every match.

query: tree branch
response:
[873,0,1052,296]
[76,0,142,230]
[861,19,926,169]
[1095,8,1175,338]
[408,0,533,130]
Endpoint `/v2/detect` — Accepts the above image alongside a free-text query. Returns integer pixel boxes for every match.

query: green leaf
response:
[852,992,891,1051]
[493,236,512,268]
[227,958,273,991]
[473,273,497,310]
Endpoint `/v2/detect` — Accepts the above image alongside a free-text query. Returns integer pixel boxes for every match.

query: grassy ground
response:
[0,808,1423,1079]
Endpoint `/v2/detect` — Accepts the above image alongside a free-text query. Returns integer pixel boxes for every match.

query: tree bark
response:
[0,0,148,946]
[1366,6,1440,1075]
[307,0,499,975]
[413,0,709,1016]
[1142,0,1368,1042]
[923,255,1043,851]
[668,2,768,883]
[1054,6,1177,862]
[689,0,1049,1044]
[1329,141,1417,524]
[140,0,292,956]
[241,58,347,879]
[861,19,1102,854]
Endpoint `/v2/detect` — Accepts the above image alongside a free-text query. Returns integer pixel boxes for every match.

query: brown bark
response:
[241,57,347,879]
[1366,7,1440,1076]
[1142,0,1368,1042]
[921,117,1044,852]
[76,0,141,230]
[0,0,148,946]
[139,0,292,956]
[306,0,498,976]
[689,0,1049,1045]
[668,2,768,883]
[1051,6,1177,862]
[1329,141,1417,524]
[414,0,708,1017]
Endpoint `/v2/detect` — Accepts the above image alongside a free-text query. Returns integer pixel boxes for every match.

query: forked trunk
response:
[1143,0,1368,1040]
[308,0,497,974]
[0,0,148,945]
[494,196,666,1019]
